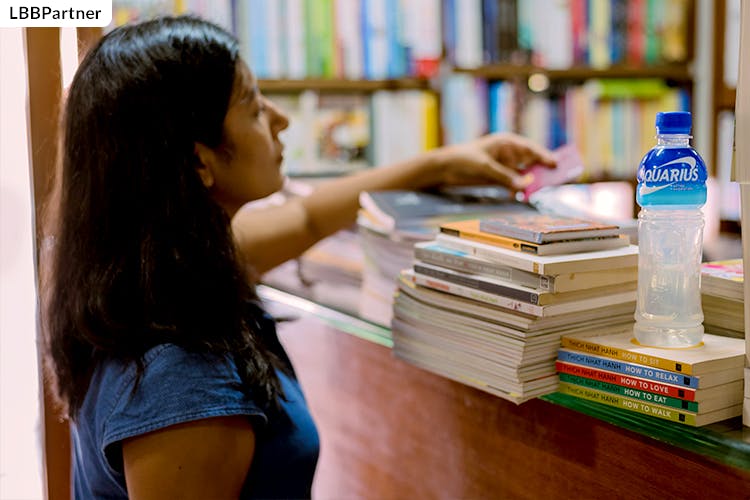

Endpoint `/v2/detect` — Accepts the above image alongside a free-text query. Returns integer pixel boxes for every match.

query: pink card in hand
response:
[519,144,584,202]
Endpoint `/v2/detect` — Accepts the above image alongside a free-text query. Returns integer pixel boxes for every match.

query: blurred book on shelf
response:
[232,0,442,80]
[701,259,744,339]
[445,0,691,69]
[272,90,436,177]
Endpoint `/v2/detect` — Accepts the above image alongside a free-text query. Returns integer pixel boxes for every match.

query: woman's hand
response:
[426,132,557,191]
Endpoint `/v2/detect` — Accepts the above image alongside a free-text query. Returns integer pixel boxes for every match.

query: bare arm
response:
[123,416,254,499]
[232,133,556,274]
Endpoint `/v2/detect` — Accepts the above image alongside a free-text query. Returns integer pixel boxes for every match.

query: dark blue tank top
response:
[72,336,319,498]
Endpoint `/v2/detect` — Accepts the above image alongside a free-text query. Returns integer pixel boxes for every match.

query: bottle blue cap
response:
[655,111,692,134]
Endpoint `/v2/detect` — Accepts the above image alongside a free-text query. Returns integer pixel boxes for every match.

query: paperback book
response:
[478,213,621,243]
[413,241,638,293]
[701,259,743,301]
[557,382,743,426]
[561,331,746,375]
[435,233,639,275]
[409,269,636,317]
[439,219,629,256]
[412,262,636,305]
[555,361,745,403]
[556,349,744,389]
[558,373,743,413]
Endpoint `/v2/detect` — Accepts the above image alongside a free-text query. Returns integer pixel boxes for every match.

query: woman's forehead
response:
[232,62,257,104]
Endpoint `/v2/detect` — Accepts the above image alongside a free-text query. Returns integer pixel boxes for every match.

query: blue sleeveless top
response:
[71,328,319,499]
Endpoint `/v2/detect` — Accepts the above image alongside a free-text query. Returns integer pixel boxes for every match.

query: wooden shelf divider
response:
[258,78,431,93]
[454,64,692,82]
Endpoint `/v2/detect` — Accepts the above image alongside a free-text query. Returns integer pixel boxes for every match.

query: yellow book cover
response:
[561,331,745,375]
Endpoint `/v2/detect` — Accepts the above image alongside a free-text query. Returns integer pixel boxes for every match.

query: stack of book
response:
[391,213,639,403]
[356,189,533,325]
[557,331,746,426]
[701,259,744,339]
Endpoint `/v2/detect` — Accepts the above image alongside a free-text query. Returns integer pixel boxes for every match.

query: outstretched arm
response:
[231,133,555,275]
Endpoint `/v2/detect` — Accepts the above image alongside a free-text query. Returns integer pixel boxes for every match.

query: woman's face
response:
[202,61,289,216]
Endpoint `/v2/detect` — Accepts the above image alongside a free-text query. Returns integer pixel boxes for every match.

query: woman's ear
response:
[194,142,217,188]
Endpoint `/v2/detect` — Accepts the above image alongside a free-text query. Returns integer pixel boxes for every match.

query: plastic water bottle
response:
[634,111,708,347]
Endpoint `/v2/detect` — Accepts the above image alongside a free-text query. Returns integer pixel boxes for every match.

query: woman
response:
[42,16,555,499]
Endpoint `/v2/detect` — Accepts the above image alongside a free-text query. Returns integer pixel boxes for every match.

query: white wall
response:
[0,27,45,500]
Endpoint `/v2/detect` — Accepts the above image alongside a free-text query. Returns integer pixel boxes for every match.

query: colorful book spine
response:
[555,360,697,400]
[557,349,698,388]
[558,373,698,412]
[557,381,700,425]
[560,335,692,374]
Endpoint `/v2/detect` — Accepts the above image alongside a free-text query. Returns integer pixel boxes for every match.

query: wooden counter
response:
[268,291,750,499]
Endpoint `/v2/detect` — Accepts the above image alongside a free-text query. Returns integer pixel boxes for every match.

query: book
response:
[413,262,637,306]
[359,190,532,233]
[701,259,743,301]
[561,331,746,375]
[559,372,700,412]
[439,219,629,256]
[409,269,636,317]
[558,373,743,414]
[435,233,639,275]
[478,214,621,244]
[556,349,744,389]
[414,241,638,293]
[555,361,745,403]
[557,381,743,426]
[398,271,637,333]
[519,143,585,202]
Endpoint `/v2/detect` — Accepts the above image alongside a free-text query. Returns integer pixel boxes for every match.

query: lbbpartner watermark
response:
[1,1,112,27]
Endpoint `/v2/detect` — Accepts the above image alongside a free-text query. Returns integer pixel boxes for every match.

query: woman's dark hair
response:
[43,16,282,419]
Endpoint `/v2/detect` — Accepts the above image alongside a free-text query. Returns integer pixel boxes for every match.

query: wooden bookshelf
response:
[258,78,431,93]
[454,64,693,82]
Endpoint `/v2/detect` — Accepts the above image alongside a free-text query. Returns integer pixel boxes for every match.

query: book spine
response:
[413,264,542,304]
[414,245,553,291]
[560,336,694,374]
[557,382,697,425]
[558,373,699,412]
[555,361,697,401]
[557,349,698,388]
[411,273,544,316]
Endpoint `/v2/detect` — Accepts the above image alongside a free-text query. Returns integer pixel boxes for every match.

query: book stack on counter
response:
[356,189,534,326]
[701,259,744,339]
[391,213,639,404]
[557,331,746,427]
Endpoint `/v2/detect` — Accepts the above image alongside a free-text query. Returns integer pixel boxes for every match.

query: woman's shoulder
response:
[90,344,267,449]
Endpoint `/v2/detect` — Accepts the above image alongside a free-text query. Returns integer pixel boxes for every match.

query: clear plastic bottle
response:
[634,111,708,347]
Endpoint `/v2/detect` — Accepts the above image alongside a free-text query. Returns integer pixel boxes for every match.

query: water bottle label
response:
[637,149,707,207]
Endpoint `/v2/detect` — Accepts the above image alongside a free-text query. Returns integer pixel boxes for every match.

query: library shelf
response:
[453,64,693,82]
[258,78,432,93]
